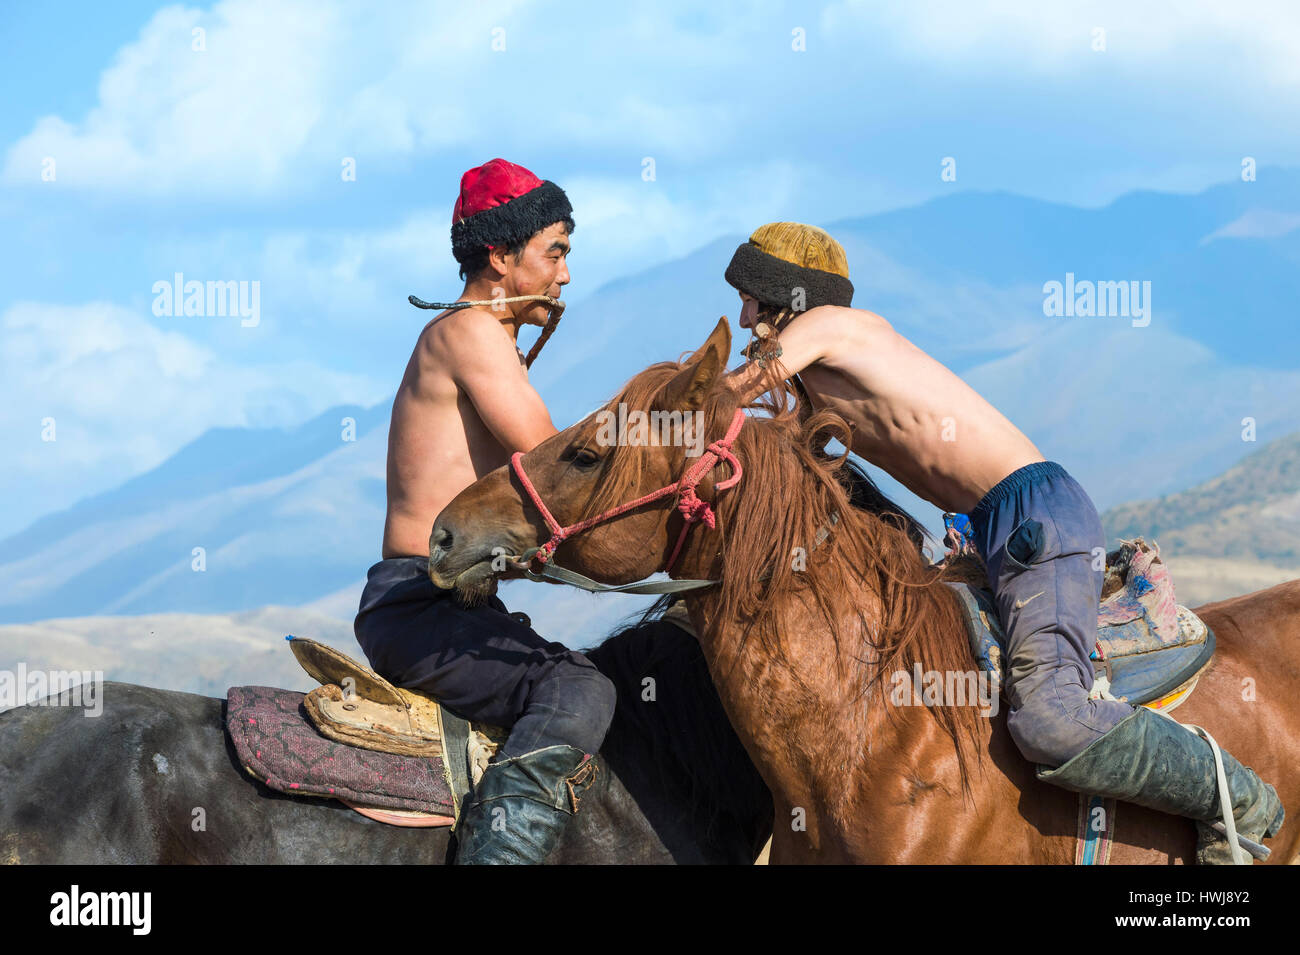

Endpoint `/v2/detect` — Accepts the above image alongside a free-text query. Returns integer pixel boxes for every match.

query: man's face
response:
[737,291,760,331]
[499,222,571,325]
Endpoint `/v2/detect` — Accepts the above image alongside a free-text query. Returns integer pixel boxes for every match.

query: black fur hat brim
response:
[724,241,854,310]
[451,180,573,264]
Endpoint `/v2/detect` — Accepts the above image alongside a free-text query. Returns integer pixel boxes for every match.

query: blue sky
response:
[4,0,1300,538]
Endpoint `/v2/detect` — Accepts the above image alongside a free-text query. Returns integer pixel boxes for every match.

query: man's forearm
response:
[724,306,835,403]
[724,359,772,405]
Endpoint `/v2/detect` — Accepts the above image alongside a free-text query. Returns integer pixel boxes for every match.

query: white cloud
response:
[1,300,386,537]
[561,161,805,291]
[1,0,752,198]
[823,0,1300,87]
[4,0,1298,218]
[2,0,528,194]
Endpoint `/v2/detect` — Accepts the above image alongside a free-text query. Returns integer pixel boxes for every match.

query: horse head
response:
[429,319,742,601]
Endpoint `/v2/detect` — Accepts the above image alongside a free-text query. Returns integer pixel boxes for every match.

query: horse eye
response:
[568,447,601,470]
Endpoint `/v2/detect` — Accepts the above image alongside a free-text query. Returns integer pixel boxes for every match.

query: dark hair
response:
[457,215,575,282]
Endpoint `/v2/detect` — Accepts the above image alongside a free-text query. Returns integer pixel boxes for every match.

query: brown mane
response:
[570,351,987,793]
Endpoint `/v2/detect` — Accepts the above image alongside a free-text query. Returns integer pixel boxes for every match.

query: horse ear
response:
[660,318,732,412]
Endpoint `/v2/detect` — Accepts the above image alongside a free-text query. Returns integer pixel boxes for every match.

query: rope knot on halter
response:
[672,433,743,534]
[676,487,716,530]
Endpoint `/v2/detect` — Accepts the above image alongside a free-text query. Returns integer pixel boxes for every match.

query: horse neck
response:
[669,451,978,846]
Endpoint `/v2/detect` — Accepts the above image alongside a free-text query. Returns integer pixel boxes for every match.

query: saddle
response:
[950,538,1215,710]
[225,638,508,828]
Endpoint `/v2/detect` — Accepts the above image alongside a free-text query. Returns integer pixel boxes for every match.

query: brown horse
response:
[429,318,1300,864]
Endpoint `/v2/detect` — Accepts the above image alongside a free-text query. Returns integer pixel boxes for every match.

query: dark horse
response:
[0,615,772,864]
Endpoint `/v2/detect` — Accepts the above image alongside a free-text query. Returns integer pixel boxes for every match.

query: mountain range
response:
[3,170,1299,636]
[1101,429,1300,606]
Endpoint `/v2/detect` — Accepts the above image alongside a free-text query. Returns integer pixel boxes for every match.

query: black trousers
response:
[353,557,616,760]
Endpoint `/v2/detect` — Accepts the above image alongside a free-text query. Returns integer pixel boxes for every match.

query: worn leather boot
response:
[1035,707,1284,864]
[453,745,599,865]
[1194,752,1287,865]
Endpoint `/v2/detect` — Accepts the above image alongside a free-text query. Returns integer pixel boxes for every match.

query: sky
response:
[4,0,1300,537]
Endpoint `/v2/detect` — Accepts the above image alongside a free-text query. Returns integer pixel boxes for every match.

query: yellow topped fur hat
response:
[724,222,853,311]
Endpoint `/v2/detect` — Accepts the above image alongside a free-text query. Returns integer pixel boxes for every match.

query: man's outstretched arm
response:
[725,305,876,403]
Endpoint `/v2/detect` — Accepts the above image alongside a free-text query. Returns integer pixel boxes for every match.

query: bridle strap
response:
[507,550,720,594]
[510,407,747,583]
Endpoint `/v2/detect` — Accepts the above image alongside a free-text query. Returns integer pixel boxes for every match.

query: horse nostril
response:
[431,524,452,554]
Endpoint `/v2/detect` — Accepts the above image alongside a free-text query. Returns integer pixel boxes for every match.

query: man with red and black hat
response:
[353,159,615,865]
[722,222,1283,864]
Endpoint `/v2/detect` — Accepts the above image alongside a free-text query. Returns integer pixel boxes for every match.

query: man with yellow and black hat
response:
[723,222,1283,864]
[725,223,929,548]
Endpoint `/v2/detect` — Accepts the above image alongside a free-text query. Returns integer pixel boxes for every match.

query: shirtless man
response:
[722,222,1282,863]
[355,159,614,865]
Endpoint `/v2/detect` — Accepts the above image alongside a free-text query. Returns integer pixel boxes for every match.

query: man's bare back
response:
[382,305,558,558]
[729,304,1044,514]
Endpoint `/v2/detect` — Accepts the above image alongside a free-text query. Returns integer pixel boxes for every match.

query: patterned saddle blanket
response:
[949,538,1215,709]
[225,637,507,827]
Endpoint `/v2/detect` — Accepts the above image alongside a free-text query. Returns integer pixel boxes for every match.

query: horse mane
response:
[584,604,773,855]
[576,351,986,796]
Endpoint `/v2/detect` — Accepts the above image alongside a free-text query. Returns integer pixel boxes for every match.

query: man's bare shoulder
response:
[792,305,899,371]
[418,306,519,363]
[805,304,892,334]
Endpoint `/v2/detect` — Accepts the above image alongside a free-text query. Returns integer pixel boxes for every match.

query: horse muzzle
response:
[427,519,529,594]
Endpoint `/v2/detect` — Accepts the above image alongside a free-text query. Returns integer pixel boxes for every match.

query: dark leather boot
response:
[1035,707,1284,864]
[453,745,599,865]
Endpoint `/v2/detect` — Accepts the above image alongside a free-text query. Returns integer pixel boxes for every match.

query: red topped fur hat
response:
[450,158,573,267]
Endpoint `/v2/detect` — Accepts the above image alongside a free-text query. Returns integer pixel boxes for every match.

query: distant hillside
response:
[0,400,391,623]
[4,431,1298,697]
[0,606,358,708]
[1101,431,1300,605]
[0,589,662,706]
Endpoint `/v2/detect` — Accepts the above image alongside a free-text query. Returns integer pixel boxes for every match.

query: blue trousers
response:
[353,557,616,760]
[967,461,1135,767]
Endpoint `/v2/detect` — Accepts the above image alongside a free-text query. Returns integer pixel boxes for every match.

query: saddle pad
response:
[226,685,460,815]
[947,582,1215,706]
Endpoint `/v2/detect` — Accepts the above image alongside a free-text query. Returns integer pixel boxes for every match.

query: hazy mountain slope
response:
[1101,431,1300,605]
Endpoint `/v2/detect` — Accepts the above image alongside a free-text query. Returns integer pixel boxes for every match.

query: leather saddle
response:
[280,637,508,825]
[950,537,1215,709]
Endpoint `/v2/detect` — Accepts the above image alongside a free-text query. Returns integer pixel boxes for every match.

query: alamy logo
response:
[889,663,999,717]
[152,272,260,327]
[1042,272,1151,327]
[0,665,103,716]
[49,885,151,935]
[593,403,705,457]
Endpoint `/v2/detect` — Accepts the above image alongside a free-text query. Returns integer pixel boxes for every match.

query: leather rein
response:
[504,408,748,594]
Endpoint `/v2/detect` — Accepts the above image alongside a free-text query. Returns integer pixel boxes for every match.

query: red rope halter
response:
[510,407,747,575]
